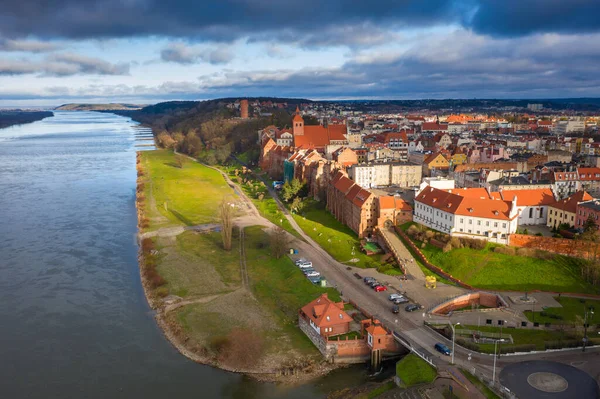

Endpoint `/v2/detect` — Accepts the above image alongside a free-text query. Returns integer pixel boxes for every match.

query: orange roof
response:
[345,184,362,201]
[453,162,517,173]
[424,152,449,166]
[366,323,388,337]
[549,191,593,213]
[446,187,491,199]
[490,189,555,206]
[379,196,413,211]
[422,122,448,131]
[334,175,355,194]
[293,124,347,149]
[292,106,303,122]
[300,294,352,328]
[416,186,514,220]
[352,188,372,207]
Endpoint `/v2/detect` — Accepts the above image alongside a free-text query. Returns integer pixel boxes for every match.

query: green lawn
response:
[524,296,600,325]
[292,200,379,269]
[358,381,396,399]
[401,223,597,294]
[328,331,362,341]
[396,354,437,387]
[140,150,235,230]
[461,369,500,399]
[457,325,575,352]
[244,225,342,354]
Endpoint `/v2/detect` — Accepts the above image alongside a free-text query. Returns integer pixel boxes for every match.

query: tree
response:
[269,226,289,259]
[281,178,305,202]
[290,197,304,214]
[219,198,234,251]
[174,155,184,168]
[583,215,598,233]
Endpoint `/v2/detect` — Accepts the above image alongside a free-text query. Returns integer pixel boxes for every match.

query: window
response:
[469,219,472,225]
[502,223,506,228]
[539,208,543,218]
[529,208,533,218]
[494,222,498,227]
[486,221,490,226]
[460,218,463,223]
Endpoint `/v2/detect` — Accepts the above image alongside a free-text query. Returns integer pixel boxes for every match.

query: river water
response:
[0,111,385,398]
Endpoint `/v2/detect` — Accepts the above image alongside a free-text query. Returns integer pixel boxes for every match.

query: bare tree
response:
[219,197,234,251]
[269,226,289,259]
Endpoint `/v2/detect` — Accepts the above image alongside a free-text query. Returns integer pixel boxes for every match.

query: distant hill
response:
[0,111,54,129]
[55,103,143,111]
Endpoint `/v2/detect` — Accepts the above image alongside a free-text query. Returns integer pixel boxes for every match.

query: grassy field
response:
[358,381,396,399]
[457,325,574,352]
[461,369,500,399]
[400,223,597,294]
[524,296,600,325]
[140,150,235,230]
[244,225,342,354]
[292,201,379,269]
[222,164,300,237]
[396,354,437,387]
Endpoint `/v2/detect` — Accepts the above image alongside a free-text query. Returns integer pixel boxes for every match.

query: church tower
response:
[292,106,304,136]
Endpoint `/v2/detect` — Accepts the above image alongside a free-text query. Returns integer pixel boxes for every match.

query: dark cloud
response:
[465,0,600,37]
[1,0,598,45]
[160,43,233,65]
[0,53,129,76]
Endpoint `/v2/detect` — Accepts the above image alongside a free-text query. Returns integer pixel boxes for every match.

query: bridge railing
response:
[392,331,437,369]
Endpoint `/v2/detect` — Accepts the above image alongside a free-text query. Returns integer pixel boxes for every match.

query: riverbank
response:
[0,111,54,129]
[134,150,347,384]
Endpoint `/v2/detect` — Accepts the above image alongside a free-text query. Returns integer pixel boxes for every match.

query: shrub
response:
[137,182,145,193]
[449,237,462,249]
[535,232,543,237]
[425,230,435,239]
[443,242,453,253]
[516,247,536,257]
[545,340,581,350]
[460,237,486,250]
[155,286,169,297]
[499,344,536,354]
[141,238,155,253]
[456,338,479,351]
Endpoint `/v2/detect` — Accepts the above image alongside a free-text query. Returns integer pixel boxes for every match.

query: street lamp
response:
[583,305,595,352]
[449,321,461,364]
[492,338,506,383]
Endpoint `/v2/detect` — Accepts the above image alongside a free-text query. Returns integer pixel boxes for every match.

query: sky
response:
[1,0,600,106]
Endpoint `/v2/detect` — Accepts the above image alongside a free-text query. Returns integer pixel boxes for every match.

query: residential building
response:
[414,186,518,244]
[554,119,585,135]
[417,177,455,194]
[348,162,421,188]
[490,189,555,225]
[552,171,580,200]
[577,167,600,196]
[327,173,377,238]
[299,294,352,338]
[576,200,600,231]
[547,191,593,229]
[423,152,450,176]
[488,176,552,192]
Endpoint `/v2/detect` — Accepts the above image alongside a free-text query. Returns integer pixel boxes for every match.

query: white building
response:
[417,177,455,195]
[490,189,555,225]
[554,120,585,135]
[348,162,421,188]
[414,186,518,244]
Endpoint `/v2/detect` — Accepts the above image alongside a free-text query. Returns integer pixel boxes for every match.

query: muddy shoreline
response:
[134,151,343,385]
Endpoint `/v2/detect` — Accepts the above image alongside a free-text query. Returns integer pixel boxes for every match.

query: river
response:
[0,111,389,398]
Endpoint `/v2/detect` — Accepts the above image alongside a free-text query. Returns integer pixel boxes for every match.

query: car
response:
[305,271,321,277]
[391,305,400,314]
[393,297,409,304]
[374,285,387,292]
[302,268,315,275]
[363,277,375,283]
[434,343,451,356]
[389,293,403,301]
[298,262,313,269]
[294,258,307,265]
[308,276,322,284]
[353,273,362,279]
[405,304,421,312]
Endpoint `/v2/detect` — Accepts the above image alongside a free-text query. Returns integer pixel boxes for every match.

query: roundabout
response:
[500,360,599,398]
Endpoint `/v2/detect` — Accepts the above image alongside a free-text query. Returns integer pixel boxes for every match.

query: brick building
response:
[327,172,377,238]
[377,196,413,228]
[240,99,249,119]
[299,294,352,338]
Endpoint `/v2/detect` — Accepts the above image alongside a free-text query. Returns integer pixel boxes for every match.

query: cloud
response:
[0,53,129,76]
[160,42,233,64]
[0,39,60,52]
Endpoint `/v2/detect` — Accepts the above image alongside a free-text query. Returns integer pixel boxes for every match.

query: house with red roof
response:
[327,172,377,238]
[414,186,519,244]
[299,293,352,338]
[577,167,600,196]
[547,191,594,229]
[490,188,556,225]
[377,196,413,227]
[292,107,348,153]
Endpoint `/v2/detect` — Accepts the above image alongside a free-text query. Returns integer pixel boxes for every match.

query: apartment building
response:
[348,162,421,188]
[547,191,593,229]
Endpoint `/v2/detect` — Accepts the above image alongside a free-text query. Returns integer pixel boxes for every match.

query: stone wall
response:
[508,233,598,258]
[430,292,506,315]
[298,314,334,360]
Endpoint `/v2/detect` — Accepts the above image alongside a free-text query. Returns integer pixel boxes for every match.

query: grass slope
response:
[244,225,341,354]
[524,296,600,324]
[396,354,437,387]
[141,150,234,229]
[292,201,378,269]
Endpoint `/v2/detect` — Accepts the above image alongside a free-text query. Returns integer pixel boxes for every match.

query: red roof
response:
[416,186,514,220]
[334,175,355,194]
[422,122,448,131]
[293,124,348,149]
[549,191,593,213]
[300,294,352,329]
[379,196,412,211]
[577,167,600,181]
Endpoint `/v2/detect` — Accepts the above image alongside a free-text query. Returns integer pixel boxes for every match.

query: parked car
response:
[374,285,387,292]
[308,276,322,284]
[298,262,313,269]
[405,304,421,312]
[393,297,409,304]
[294,258,307,265]
[353,273,362,279]
[363,277,375,283]
[389,293,403,301]
[368,281,380,288]
[305,271,321,277]
[302,268,316,275]
[434,343,451,356]
[391,305,400,314]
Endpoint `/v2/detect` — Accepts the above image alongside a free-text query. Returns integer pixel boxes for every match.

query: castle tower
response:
[292,106,304,136]
[240,99,249,119]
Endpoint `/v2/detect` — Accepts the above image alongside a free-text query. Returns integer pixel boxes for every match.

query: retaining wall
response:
[508,233,597,258]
